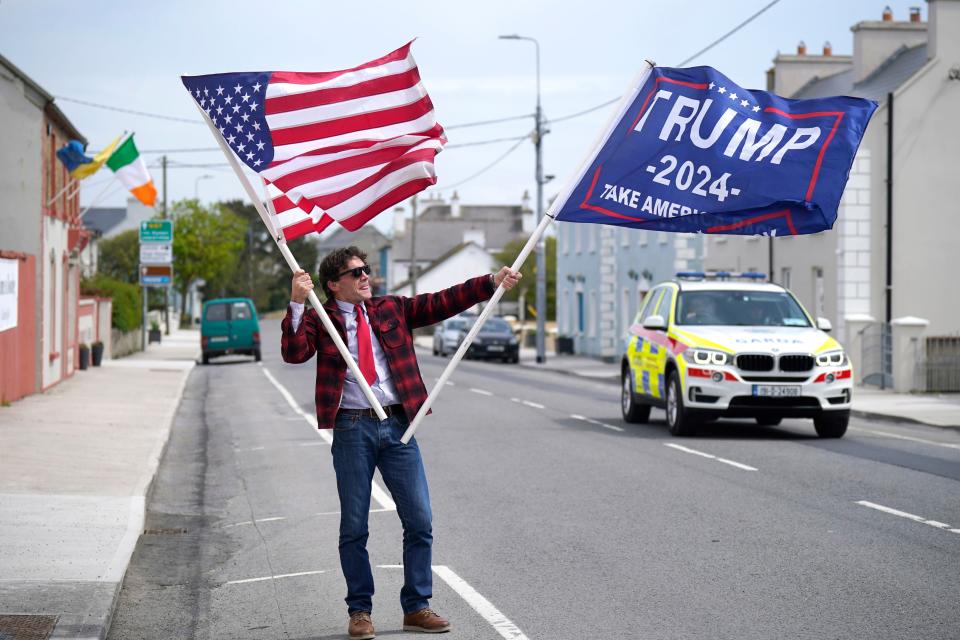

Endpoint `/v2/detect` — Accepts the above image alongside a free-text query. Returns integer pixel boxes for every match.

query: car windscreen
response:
[482,319,512,334]
[676,290,811,327]
[232,302,253,320]
[445,319,467,332]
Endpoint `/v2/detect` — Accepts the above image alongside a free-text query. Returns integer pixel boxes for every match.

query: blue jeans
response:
[331,411,433,615]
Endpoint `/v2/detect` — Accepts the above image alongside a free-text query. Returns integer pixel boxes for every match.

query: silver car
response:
[432,315,474,357]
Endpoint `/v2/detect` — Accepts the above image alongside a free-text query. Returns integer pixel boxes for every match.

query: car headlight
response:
[682,348,730,366]
[816,350,846,366]
[508,337,518,345]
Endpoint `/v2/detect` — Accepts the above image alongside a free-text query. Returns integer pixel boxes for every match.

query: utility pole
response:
[500,34,547,363]
[162,155,170,335]
[409,194,418,296]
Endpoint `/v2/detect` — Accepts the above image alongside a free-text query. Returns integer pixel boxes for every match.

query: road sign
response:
[140,264,173,287]
[140,220,173,243]
[139,243,173,264]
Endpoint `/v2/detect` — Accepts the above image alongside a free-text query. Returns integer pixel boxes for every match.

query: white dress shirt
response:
[289,300,400,408]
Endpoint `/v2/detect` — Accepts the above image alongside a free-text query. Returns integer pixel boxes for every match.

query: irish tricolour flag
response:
[107,135,157,207]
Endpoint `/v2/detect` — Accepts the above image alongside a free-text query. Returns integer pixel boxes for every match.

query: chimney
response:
[450,190,461,218]
[851,6,927,83]
[393,206,406,236]
[910,6,921,22]
[520,189,534,233]
[797,40,807,55]
[927,0,958,61]
[823,41,833,56]
[770,43,852,97]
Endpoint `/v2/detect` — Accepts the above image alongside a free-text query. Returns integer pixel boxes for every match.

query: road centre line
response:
[260,366,397,512]
[378,565,529,640]
[226,570,326,585]
[570,414,625,432]
[664,443,758,471]
[522,400,545,409]
[849,426,960,451]
[224,507,393,528]
[856,501,960,534]
[470,388,494,396]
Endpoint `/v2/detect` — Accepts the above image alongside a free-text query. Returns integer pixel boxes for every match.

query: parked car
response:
[433,315,474,357]
[201,297,261,365]
[621,272,851,438]
[465,316,519,363]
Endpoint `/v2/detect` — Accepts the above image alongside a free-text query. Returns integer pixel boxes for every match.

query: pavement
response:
[0,330,198,639]
[0,330,956,639]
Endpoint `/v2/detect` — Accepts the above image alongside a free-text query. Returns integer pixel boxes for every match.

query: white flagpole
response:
[78,176,121,219]
[47,178,79,208]
[400,60,656,444]
[190,100,387,421]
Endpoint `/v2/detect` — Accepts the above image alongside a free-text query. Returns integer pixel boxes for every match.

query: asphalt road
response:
[109,322,960,640]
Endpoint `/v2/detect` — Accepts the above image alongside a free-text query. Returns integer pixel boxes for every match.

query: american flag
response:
[181,42,445,240]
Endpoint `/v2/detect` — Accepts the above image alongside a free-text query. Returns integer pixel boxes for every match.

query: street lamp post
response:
[194,174,213,200]
[500,34,547,363]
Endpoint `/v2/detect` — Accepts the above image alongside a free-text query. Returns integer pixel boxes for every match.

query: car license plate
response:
[753,385,801,397]
[487,345,505,352]
[209,336,228,343]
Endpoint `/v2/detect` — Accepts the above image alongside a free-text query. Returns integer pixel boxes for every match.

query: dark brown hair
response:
[318,246,368,299]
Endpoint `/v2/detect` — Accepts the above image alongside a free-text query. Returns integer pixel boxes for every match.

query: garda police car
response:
[621,272,851,438]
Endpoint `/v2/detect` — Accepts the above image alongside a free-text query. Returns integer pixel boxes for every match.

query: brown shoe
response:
[402,608,451,633]
[348,611,375,639]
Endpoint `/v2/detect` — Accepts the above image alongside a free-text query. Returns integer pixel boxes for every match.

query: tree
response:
[97,229,140,284]
[217,199,320,312]
[494,235,556,320]
[171,199,247,317]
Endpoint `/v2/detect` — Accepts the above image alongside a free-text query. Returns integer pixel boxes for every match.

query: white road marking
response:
[470,388,494,396]
[233,446,266,452]
[260,367,397,512]
[316,507,393,517]
[510,397,521,403]
[379,565,528,640]
[226,570,326,585]
[664,443,758,471]
[856,501,960,535]
[433,565,529,640]
[223,516,287,528]
[570,414,625,432]
[522,400,545,409]
[849,426,960,451]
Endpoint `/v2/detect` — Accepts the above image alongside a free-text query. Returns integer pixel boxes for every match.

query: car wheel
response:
[254,348,262,362]
[814,412,849,438]
[202,353,210,365]
[621,367,651,424]
[433,345,439,356]
[756,416,782,426]
[666,370,698,436]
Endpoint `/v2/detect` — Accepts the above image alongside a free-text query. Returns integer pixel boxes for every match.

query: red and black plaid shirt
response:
[280,275,495,429]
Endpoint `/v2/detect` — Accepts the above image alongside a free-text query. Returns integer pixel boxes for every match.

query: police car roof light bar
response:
[675,271,768,281]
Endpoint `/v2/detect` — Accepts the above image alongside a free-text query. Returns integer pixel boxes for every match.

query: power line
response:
[434,132,531,191]
[54,96,202,124]
[547,0,783,125]
[446,113,535,129]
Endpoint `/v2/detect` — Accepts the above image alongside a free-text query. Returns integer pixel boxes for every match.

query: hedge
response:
[80,275,142,332]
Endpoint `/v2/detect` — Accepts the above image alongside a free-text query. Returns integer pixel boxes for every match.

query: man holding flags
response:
[282,247,519,638]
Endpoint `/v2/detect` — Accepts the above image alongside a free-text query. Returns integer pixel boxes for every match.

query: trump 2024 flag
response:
[554,66,877,236]
[181,42,445,240]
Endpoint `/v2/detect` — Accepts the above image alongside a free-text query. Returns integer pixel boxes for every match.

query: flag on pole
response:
[554,66,877,236]
[180,42,446,241]
[106,135,157,206]
[56,136,121,180]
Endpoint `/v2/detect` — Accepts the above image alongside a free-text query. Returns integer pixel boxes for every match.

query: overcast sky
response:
[1,0,925,235]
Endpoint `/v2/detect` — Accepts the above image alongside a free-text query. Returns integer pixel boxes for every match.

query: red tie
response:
[354,304,377,385]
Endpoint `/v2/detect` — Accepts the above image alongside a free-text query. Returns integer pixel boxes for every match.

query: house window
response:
[589,226,597,253]
[780,267,792,290]
[638,230,648,247]
[622,287,630,335]
[576,291,585,334]
[575,225,582,254]
[813,267,825,318]
[658,232,667,245]
[588,290,597,337]
[621,227,629,248]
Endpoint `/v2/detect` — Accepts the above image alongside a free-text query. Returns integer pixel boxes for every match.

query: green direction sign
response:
[139,220,173,243]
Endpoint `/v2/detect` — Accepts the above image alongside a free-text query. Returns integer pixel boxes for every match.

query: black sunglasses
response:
[335,264,372,280]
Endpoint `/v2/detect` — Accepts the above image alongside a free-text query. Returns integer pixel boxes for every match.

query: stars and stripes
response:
[182,42,445,240]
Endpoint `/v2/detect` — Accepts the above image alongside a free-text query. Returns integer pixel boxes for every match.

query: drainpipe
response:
[885,92,893,324]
